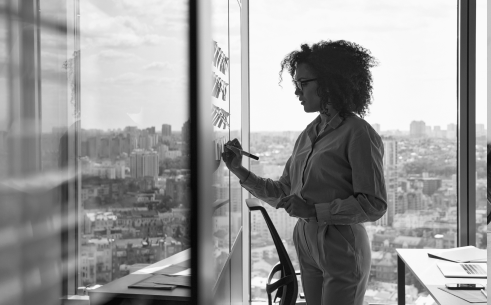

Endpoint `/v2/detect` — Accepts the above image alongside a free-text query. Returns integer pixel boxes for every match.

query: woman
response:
[223,40,387,305]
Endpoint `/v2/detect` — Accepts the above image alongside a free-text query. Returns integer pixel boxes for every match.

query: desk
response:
[396,248,486,305]
[89,249,191,305]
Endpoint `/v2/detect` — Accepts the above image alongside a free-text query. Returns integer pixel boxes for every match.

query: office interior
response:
[0,0,488,304]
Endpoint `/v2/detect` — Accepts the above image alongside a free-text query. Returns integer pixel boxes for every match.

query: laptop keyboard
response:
[462,264,485,275]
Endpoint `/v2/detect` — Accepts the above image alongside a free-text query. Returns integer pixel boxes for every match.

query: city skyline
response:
[64,119,487,135]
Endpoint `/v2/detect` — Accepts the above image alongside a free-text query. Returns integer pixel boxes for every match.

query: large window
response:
[78,1,191,287]
[248,1,478,304]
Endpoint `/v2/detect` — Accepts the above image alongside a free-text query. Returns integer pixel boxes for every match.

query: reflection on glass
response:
[250,1,458,304]
[1,0,191,299]
[475,0,487,249]
[211,0,230,281]
[0,1,79,303]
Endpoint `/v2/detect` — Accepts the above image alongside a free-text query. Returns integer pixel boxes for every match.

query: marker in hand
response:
[225,144,259,160]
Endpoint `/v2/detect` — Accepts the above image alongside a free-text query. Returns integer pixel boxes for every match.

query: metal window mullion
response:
[240,0,250,303]
[457,0,476,247]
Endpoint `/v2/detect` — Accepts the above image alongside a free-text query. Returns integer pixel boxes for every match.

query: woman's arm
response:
[230,165,250,183]
[222,138,292,207]
[239,157,292,207]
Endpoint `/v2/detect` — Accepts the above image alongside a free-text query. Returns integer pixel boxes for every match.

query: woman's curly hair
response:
[279,40,378,118]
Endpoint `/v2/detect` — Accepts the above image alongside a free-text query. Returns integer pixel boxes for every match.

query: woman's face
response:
[294,62,322,113]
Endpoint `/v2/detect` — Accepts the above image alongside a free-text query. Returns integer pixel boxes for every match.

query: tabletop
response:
[89,249,191,305]
[396,248,486,305]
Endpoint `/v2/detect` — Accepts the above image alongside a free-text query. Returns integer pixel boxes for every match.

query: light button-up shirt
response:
[240,113,387,225]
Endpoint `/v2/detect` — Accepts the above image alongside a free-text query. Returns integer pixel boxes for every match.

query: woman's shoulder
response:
[342,115,373,130]
[341,115,381,138]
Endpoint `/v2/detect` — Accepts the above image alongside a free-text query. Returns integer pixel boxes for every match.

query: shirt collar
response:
[328,113,343,129]
[317,112,343,130]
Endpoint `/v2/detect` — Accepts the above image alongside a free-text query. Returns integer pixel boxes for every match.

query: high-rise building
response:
[110,137,121,160]
[162,124,172,137]
[130,150,159,178]
[138,135,151,150]
[124,126,138,134]
[137,133,158,150]
[128,134,138,151]
[433,126,442,138]
[378,138,397,226]
[149,134,159,148]
[120,136,131,154]
[181,120,189,143]
[99,138,110,159]
[410,121,426,138]
[88,136,98,159]
[81,140,89,157]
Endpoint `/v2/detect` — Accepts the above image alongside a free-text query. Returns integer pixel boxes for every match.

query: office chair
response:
[487,198,490,225]
[246,198,298,305]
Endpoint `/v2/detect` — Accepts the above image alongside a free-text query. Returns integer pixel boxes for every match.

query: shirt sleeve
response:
[314,124,387,224]
[239,156,292,208]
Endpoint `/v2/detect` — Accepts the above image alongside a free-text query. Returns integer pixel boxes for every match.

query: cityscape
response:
[37,119,487,305]
[248,121,487,305]
[0,1,485,304]
[39,122,192,286]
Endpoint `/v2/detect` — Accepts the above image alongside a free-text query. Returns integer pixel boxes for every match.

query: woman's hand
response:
[277,194,316,219]
[221,138,243,170]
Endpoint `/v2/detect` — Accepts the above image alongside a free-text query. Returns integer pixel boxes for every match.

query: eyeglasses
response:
[293,78,317,92]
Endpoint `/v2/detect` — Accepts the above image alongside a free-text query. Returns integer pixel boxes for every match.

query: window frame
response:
[240,0,251,303]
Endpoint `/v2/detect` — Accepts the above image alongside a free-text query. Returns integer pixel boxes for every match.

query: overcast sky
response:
[249,0,487,132]
[11,0,482,134]
[79,0,189,132]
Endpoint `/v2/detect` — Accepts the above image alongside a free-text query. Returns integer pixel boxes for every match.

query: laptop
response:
[437,262,487,278]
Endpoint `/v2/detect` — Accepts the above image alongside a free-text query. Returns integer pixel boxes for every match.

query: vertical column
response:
[457,0,476,246]
[240,0,251,303]
[189,0,214,304]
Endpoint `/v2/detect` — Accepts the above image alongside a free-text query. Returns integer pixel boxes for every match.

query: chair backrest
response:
[246,198,298,305]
